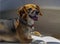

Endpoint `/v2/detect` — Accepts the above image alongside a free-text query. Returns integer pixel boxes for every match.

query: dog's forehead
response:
[25,4,37,9]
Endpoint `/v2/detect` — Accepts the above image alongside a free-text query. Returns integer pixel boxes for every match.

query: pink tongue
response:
[33,17,38,21]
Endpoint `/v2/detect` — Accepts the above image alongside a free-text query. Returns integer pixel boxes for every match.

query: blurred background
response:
[0,0,60,39]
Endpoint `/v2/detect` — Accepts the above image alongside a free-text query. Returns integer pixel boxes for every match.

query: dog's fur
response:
[0,4,42,43]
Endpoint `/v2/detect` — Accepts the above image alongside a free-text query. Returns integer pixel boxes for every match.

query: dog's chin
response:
[33,17,38,21]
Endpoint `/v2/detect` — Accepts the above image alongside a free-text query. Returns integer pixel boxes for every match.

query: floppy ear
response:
[36,5,43,16]
[17,6,27,21]
[17,7,25,17]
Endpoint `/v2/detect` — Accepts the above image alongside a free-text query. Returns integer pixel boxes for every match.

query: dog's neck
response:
[27,16,34,31]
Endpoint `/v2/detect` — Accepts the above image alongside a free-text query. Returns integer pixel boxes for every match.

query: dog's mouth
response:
[33,16,38,21]
[28,10,39,21]
[29,15,38,21]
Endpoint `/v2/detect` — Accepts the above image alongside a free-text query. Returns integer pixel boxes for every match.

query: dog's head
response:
[17,4,42,21]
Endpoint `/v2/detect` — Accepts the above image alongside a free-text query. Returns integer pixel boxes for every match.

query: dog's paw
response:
[31,31,41,36]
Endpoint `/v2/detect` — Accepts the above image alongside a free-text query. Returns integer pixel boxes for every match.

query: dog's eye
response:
[28,8,32,11]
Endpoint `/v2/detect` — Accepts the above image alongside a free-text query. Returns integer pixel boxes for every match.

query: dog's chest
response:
[28,17,34,25]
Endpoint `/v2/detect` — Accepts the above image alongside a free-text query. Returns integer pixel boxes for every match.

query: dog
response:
[0,4,42,43]
[16,4,42,43]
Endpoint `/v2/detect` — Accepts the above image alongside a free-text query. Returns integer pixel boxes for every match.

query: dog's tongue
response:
[33,17,38,21]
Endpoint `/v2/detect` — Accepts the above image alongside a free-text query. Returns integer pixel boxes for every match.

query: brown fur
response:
[16,22,32,43]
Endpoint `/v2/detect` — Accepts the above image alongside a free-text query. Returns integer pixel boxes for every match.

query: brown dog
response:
[16,4,42,43]
[0,4,42,43]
